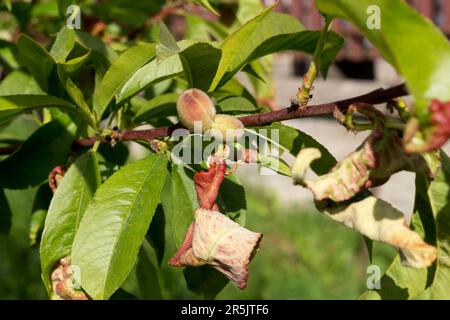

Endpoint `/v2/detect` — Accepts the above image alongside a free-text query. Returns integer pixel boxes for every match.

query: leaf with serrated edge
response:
[71,153,168,300]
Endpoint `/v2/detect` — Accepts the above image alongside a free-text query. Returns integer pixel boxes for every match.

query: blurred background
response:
[1,0,449,299]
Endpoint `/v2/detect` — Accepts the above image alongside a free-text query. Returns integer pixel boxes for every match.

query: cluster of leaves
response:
[0,0,450,300]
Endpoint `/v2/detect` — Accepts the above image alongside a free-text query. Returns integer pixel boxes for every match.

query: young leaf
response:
[40,151,100,294]
[116,54,183,103]
[17,34,55,92]
[192,0,219,16]
[29,185,52,246]
[217,174,247,226]
[170,165,198,247]
[209,10,344,91]
[57,64,96,128]
[0,71,44,96]
[133,93,178,124]
[50,26,76,63]
[0,189,12,235]
[259,122,337,175]
[71,153,168,300]
[93,43,156,120]
[75,30,117,67]
[0,115,76,189]
[316,0,450,121]
[156,22,180,63]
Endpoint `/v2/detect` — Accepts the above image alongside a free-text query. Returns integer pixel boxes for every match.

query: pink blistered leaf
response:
[169,209,262,289]
[426,99,450,151]
[194,158,226,210]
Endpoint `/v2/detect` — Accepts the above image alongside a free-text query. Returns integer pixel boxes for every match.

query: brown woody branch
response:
[0,83,409,155]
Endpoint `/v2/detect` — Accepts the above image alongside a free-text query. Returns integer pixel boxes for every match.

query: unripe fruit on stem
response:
[209,114,245,142]
[177,89,216,132]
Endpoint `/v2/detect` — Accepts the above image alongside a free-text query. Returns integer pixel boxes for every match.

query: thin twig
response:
[297,18,333,106]
[0,83,409,155]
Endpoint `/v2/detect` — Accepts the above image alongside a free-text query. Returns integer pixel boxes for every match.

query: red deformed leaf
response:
[194,157,226,210]
[426,99,450,151]
[48,165,66,193]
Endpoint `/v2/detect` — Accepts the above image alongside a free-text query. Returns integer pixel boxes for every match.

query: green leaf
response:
[133,93,178,124]
[0,71,44,96]
[57,63,96,128]
[116,40,217,104]
[71,153,168,300]
[29,185,52,246]
[116,54,183,103]
[97,142,129,167]
[212,77,258,106]
[156,22,180,63]
[93,43,156,120]
[50,26,76,63]
[217,174,246,226]
[17,34,55,92]
[63,50,91,74]
[185,14,228,41]
[40,151,100,294]
[169,164,198,247]
[0,189,12,235]
[0,95,78,124]
[147,204,165,266]
[414,152,450,299]
[178,42,222,91]
[121,239,163,299]
[75,30,117,64]
[258,122,337,175]
[209,10,344,91]
[216,96,258,114]
[316,0,450,121]
[360,151,450,299]
[192,0,219,16]
[0,115,76,189]
[236,0,265,24]
[0,41,20,70]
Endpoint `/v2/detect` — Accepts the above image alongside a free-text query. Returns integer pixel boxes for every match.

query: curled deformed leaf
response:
[404,100,450,153]
[50,257,90,300]
[292,144,376,202]
[292,128,435,202]
[48,165,66,193]
[169,208,262,289]
[316,196,436,268]
[194,158,226,210]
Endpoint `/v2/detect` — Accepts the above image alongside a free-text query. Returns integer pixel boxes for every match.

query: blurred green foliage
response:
[0,183,396,299]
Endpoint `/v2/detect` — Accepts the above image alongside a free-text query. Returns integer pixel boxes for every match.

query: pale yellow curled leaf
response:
[291,148,322,185]
[292,144,376,202]
[292,129,435,202]
[318,196,437,268]
[192,208,262,289]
